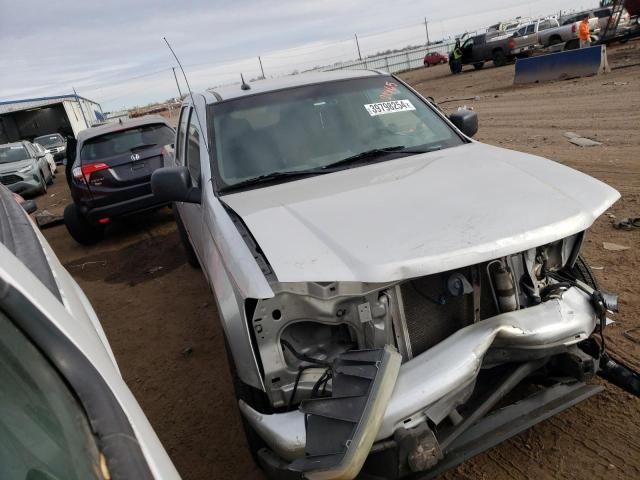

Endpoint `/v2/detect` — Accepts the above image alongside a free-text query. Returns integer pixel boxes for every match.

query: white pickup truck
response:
[511,17,600,55]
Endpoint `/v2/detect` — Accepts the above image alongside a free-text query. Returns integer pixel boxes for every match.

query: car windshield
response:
[81,123,174,161]
[34,134,63,147]
[211,76,463,190]
[0,145,30,164]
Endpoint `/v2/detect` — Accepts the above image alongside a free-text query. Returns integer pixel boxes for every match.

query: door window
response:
[185,110,202,186]
[176,106,190,165]
[539,20,552,31]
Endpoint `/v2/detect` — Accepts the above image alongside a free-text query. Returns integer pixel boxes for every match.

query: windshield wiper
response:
[321,144,442,170]
[129,143,157,151]
[321,145,406,169]
[220,168,333,193]
[219,145,444,193]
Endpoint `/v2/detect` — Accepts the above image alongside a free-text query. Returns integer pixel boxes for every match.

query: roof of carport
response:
[0,94,99,115]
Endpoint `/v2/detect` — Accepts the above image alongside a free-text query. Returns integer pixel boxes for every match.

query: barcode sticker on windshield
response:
[364,99,415,116]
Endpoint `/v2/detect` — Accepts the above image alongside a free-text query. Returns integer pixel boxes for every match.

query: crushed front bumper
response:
[240,287,598,476]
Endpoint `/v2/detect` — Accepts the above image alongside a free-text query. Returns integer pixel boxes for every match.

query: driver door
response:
[461,38,474,63]
[175,107,205,262]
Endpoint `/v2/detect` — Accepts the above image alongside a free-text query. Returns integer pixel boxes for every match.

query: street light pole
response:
[355,33,363,61]
[425,17,431,45]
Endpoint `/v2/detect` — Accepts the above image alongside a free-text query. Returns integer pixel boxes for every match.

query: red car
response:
[423,51,448,66]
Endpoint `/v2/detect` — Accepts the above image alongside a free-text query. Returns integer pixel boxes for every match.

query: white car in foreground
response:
[0,184,179,480]
[152,71,625,479]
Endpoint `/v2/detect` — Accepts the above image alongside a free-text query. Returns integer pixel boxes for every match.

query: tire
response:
[564,39,579,50]
[38,171,47,194]
[64,204,104,245]
[46,171,54,185]
[548,36,562,46]
[568,255,599,290]
[223,338,272,467]
[175,209,200,269]
[473,62,484,70]
[492,50,507,67]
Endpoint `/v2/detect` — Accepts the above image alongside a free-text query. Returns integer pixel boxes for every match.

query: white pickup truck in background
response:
[510,16,600,55]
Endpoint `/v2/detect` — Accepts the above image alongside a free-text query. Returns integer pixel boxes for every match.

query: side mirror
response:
[151,166,201,204]
[448,110,478,138]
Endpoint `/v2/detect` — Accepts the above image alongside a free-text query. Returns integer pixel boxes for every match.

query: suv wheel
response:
[492,50,507,67]
[175,210,200,269]
[64,204,104,245]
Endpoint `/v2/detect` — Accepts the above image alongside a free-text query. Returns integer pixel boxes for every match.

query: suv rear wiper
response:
[220,168,334,193]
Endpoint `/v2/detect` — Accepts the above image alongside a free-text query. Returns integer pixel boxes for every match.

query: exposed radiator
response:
[400,274,473,358]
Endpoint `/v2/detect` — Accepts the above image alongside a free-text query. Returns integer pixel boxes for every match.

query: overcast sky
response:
[1,0,597,111]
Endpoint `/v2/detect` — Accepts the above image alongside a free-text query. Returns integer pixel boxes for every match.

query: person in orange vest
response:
[579,16,591,48]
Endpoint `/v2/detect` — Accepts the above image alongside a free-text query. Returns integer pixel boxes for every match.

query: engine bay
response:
[248,233,586,408]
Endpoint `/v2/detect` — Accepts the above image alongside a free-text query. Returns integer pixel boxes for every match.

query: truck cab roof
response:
[202,70,382,104]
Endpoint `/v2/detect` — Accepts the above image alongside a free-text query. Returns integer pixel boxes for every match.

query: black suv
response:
[64,115,175,244]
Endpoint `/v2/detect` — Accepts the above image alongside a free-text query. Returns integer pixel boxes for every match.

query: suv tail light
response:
[73,162,110,183]
[508,38,515,50]
[572,24,577,33]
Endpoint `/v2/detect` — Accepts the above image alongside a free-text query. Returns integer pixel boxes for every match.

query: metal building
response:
[0,94,104,144]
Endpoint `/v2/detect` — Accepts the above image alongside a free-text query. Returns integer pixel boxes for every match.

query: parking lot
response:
[37,40,640,480]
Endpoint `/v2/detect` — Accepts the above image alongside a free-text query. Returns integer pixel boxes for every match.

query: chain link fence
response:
[314,41,457,74]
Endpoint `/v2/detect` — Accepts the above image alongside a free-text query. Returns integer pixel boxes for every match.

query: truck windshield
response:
[0,145,30,163]
[81,124,174,161]
[211,76,463,190]
[34,134,64,147]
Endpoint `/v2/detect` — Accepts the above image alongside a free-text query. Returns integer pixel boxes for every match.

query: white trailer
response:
[0,94,104,144]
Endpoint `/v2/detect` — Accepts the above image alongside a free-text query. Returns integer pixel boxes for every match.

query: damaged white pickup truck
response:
[152,70,624,479]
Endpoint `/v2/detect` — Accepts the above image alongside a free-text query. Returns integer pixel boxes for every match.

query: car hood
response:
[222,143,619,283]
[0,159,35,174]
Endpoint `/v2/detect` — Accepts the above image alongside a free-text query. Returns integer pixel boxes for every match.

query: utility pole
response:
[171,67,183,98]
[258,56,265,79]
[355,34,362,61]
[424,17,430,45]
[72,87,89,128]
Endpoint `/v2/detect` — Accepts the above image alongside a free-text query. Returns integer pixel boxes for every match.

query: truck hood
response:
[0,159,35,174]
[222,143,619,283]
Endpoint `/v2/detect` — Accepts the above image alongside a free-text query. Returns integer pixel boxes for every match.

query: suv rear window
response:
[81,124,174,161]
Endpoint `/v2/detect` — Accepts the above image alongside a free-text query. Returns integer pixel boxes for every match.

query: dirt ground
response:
[39,40,640,480]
